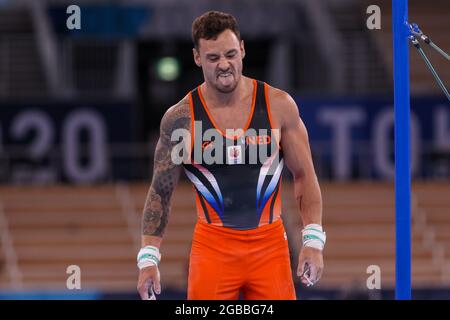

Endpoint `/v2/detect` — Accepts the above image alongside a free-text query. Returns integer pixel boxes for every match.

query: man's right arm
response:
[137,97,191,299]
[141,97,191,248]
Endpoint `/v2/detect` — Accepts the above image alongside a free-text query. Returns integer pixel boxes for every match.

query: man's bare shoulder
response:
[160,95,192,139]
[265,84,300,128]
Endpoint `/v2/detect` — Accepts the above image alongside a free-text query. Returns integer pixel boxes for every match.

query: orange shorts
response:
[187,218,296,300]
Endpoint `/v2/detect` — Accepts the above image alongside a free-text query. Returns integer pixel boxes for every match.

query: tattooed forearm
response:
[141,153,179,236]
[142,98,191,237]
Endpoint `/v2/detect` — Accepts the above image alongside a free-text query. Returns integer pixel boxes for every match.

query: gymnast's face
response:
[193,29,245,93]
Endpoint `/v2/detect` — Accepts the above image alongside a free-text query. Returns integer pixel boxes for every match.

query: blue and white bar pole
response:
[392,0,412,300]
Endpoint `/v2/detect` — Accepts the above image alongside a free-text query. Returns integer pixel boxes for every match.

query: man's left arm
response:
[269,87,325,286]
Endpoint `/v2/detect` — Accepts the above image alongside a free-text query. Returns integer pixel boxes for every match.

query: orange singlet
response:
[182,80,296,300]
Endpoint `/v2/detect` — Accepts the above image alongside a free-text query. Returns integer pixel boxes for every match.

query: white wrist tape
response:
[137,246,161,270]
[302,224,326,251]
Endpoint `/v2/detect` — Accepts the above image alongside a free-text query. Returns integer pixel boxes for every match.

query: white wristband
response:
[302,224,326,251]
[137,246,161,270]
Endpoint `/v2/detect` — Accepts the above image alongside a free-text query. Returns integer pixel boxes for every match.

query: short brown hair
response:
[192,11,241,49]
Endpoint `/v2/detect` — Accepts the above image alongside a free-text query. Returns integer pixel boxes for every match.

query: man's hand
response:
[137,265,161,300]
[297,246,324,287]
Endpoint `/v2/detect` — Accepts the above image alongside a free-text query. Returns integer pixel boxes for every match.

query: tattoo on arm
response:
[142,99,191,237]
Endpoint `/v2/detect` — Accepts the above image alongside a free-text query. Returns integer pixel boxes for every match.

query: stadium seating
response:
[1,181,450,292]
